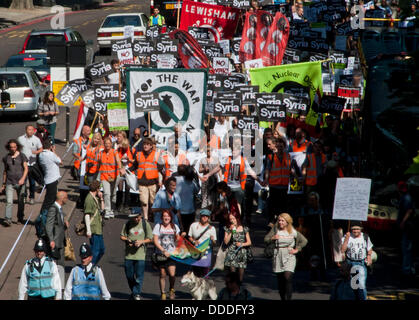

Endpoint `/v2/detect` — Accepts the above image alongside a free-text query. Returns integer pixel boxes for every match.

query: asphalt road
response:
[0,0,418,301]
[0,0,149,66]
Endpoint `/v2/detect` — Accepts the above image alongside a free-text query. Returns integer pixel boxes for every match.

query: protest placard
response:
[133,92,160,113]
[213,98,241,116]
[332,178,372,221]
[107,102,129,131]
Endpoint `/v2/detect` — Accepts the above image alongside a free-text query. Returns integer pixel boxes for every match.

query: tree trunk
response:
[9,0,34,9]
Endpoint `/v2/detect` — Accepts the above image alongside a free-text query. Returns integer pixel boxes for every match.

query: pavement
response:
[0,1,125,30]
[0,107,80,300]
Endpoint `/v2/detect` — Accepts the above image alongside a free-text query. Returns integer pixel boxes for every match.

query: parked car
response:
[4,53,50,84]
[97,13,148,54]
[0,67,47,118]
[19,28,94,65]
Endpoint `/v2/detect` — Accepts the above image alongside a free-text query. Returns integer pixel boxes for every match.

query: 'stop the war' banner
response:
[180,0,241,42]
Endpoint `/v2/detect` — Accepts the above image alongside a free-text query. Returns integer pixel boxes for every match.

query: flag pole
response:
[176,0,181,29]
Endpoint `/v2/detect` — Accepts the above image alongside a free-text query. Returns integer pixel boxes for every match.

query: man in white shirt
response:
[38,140,62,234]
[17,124,43,204]
[64,243,111,300]
[341,221,373,300]
[18,239,62,300]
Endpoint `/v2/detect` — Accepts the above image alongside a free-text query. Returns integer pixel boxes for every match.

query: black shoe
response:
[17,219,25,225]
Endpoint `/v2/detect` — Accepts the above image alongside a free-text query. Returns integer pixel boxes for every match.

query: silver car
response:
[0,67,47,118]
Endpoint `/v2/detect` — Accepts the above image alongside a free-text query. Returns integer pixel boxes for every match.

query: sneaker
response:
[256,209,263,215]
[29,198,35,205]
[161,292,166,300]
[169,288,175,300]
[3,219,12,227]
[133,295,141,300]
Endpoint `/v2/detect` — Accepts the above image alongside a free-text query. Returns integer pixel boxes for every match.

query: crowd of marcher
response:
[1,0,417,301]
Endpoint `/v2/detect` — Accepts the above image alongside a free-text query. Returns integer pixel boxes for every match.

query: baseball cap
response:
[79,243,92,259]
[200,209,211,216]
[128,207,142,218]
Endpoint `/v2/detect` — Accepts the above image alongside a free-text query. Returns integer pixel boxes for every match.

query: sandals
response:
[169,288,175,300]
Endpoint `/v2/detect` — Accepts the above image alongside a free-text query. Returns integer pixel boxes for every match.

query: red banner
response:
[255,10,273,59]
[169,29,214,73]
[239,12,257,63]
[180,0,240,42]
[261,11,290,67]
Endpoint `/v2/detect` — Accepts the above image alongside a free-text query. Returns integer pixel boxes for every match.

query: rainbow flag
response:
[170,237,212,267]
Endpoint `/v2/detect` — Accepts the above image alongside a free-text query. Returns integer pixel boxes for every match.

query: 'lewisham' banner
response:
[249,61,322,126]
[180,0,241,42]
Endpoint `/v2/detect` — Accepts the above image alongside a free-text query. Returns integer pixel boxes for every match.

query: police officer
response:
[64,243,111,300]
[18,239,62,300]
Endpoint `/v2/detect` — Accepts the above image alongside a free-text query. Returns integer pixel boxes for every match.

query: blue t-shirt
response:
[175,176,199,215]
[152,189,181,227]
[398,193,415,225]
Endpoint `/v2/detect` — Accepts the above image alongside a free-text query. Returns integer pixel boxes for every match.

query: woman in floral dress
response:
[223,211,252,283]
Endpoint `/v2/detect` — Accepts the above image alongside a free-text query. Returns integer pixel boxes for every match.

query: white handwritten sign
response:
[332,178,371,221]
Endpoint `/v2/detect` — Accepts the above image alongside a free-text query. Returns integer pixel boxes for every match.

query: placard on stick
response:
[332,178,372,221]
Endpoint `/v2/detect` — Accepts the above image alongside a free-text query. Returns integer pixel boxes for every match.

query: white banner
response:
[128,69,207,148]
[332,178,372,221]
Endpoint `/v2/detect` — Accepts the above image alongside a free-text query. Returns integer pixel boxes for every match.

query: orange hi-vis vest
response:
[305,153,326,186]
[291,139,311,153]
[163,152,188,178]
[209,135,221,150]
[85,145,103,174]
[268,152,291,186]
[136,150,159,180]
[224,156,247,190]
[73,137,90,170]
[118,147,134,169]
[98,148,119,181]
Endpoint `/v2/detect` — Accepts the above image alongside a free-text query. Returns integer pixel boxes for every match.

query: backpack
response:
[35,208,49,238]
[28,154,45,186]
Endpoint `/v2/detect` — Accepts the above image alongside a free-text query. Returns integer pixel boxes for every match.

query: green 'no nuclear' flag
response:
[249,61,323,126]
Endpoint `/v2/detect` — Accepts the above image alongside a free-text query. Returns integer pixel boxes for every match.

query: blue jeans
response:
[90,234,105,265]
[401,233,413,275]
[124,259,145,296]
[45,123,56,144]
[347,260,367,300]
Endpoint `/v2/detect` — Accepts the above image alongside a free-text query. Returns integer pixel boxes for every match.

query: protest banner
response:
[107,102,129,131]
[212,57,230,75]
[213,97,241,116]
[258,104,286,122]
[93,84,125,103]
[169,29,213,72]
[315,95,346,115]
[86,61,114,80]
[157,54,178,69]
[180,0,241,41]
[146,25,161,40]
[133,92,160,113]
[132,40,154,56]
[188,26,211,41]
[56,79,89,106]
[255,10,273,58]
[332,178,372,221]
[240,12,258,62]
[283,93,309,115]
[171,237,212,267]
[128,68,207,148]
[261,11,290,66]
[249,61,323,126]
[239,85,259,105]
[236,115,260,137]
[154,39,179,56]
